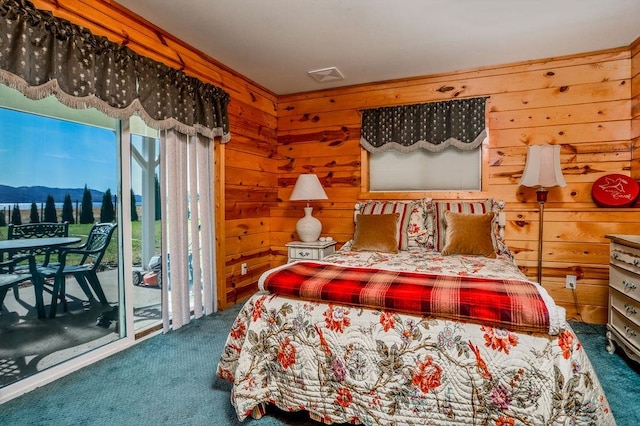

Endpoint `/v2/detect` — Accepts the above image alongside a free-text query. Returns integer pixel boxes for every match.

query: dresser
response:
[286,240,336,262]
[605,234,640,364]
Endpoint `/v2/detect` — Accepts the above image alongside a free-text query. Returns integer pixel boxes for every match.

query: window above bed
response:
[361,97,488,193]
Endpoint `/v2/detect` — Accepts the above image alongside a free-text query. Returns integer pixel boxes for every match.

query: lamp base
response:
[296,206,322,242]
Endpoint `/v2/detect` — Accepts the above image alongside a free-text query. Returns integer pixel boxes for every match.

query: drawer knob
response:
[297,251,310,257]
[625,304,638,316]
[624,326,637,338]
[635,259,640,267]
[612,252,619,260]
[623,279,637,291]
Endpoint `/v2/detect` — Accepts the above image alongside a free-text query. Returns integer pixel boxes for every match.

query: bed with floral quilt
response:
[216,199,615,425]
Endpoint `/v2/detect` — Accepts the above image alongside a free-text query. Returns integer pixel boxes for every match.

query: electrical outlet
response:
[241,263,248,275]
[565,274,577,289]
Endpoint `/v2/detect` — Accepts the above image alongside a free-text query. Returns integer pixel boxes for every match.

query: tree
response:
[79,184,95,224]
[0,208,6,227]
[155,173,162,220]
[130,189,139,221]
[62,193,75,224]
[44,195,57,222]
[100,189,115,222]
[30,202,40,223]
[11,204,22,225]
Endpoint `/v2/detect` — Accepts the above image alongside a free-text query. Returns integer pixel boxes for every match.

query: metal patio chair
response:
[39,223,117,318]
[0,254,46,318]
[4,222,70,300]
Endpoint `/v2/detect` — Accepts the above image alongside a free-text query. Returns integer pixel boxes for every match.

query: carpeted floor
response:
[0,303,638,426]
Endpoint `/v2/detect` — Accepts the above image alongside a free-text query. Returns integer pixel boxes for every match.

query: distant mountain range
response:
[0,185,107,204]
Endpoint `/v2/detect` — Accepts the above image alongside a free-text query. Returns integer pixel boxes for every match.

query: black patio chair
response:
[0,254,46,318]
[4,222,70,300]
[39,223,117,318]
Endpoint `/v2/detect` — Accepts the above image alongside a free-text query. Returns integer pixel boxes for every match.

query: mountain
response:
[0,185,106,204]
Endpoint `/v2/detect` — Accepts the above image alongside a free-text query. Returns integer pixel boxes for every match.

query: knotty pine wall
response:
[30,0,279,309]
[28,1,640,322]
[277,44,640,324]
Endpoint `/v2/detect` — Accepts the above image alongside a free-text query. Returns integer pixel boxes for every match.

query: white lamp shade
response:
[520,145,566,188]
[290,174,328,201]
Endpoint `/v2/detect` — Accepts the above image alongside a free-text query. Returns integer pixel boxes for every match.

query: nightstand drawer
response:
[610,265,640,303]
[286,241,336,262]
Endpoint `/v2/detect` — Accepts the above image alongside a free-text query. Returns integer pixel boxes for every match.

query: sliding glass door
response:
[0,83,163,392]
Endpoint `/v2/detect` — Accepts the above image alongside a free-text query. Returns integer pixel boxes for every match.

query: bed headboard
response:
[353,198,507,241]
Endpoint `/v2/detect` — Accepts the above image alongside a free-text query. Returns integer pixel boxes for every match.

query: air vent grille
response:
[307,67,344,83]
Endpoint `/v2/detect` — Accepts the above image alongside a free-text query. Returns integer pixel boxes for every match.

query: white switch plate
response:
[241,263,248,275]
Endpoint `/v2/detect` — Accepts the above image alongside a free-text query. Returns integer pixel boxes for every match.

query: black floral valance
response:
[0,0,230,141]
[360,97,487,153]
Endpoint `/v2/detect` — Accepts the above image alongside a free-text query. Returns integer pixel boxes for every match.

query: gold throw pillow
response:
[351,213,400,254]
[441,211,496,258]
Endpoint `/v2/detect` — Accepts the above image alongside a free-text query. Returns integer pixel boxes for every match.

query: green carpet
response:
[0,304,638,425]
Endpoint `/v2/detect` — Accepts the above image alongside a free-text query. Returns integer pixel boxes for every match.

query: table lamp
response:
[289,174,328,242]
[519,144,566,284]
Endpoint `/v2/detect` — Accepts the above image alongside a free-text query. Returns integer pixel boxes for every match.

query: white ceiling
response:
[115,0,640,95]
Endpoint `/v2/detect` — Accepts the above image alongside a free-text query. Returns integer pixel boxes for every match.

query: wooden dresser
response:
[605,234,640,364]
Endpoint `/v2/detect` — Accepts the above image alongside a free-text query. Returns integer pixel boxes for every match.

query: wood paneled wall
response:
[29,0,279,309]
[27,1,640,322]
[276,45,640,324]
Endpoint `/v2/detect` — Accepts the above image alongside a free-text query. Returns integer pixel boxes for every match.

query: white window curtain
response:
[160,129,216,331]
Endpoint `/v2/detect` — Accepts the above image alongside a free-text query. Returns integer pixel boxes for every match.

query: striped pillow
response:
[359,201,413,250]
[433,199,494,252]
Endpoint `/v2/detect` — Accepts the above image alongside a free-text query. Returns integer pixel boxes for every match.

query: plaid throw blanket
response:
[261,261,551,334]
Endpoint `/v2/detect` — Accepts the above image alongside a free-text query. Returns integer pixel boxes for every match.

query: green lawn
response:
[1,221,162,267]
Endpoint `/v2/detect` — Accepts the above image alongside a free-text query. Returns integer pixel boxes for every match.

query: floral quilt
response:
[217,248,615,425]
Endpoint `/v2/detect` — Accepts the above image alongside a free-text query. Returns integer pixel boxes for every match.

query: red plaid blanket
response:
[262,261,551,334]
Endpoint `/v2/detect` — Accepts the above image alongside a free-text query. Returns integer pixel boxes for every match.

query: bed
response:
[217,199,615,425]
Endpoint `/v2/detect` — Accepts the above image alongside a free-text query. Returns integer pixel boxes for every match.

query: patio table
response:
[0,237,81,318]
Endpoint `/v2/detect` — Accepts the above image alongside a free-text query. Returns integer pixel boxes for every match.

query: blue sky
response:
[0,108,117,192]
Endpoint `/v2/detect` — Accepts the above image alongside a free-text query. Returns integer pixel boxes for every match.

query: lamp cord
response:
[572,287,582,319]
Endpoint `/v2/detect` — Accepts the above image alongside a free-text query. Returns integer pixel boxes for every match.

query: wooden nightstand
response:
[286,240,336,262]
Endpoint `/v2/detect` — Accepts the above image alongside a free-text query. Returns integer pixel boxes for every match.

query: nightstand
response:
[286,240,336,262]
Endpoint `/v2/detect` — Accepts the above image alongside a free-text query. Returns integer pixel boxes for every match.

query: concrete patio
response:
[0,267,162,388]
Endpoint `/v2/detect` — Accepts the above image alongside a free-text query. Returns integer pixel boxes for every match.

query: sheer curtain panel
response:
[161,130,216,331]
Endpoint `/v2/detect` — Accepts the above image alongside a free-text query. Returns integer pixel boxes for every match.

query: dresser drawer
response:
[610,242,640,274]
[610,288,640,328]
[610,265,640,303]
[610,308,640,351]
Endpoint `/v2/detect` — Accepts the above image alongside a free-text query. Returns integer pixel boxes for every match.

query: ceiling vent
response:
[307,67,345,83]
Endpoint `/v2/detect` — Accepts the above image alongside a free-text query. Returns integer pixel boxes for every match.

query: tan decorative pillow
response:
[433,199,494,251]
[351,213,399,253]
[359,201,412,250]
[441,211,496,258]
